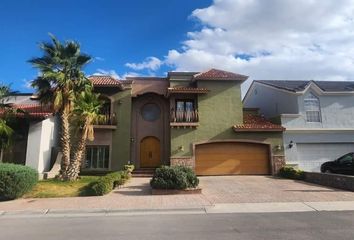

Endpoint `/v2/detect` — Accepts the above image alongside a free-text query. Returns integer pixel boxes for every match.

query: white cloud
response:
[122,71,141,79]
[92,69,141,80]
[161,0,354,94]
[93,69,121,79]
[22,78,32,90]
[94,56,105,61]
[125,57,162,71]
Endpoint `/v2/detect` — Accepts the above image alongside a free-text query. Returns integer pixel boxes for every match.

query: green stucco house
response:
[85,68,285,175]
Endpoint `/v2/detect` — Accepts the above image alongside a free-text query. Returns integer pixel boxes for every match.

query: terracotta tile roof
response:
[167,87,209,94]
[88,75,122,87]
[233,114,285,132]
[194,68,249,81]
[0,104,53,119]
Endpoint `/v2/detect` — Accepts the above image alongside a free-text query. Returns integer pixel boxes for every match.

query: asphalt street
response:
[1,211,354,240]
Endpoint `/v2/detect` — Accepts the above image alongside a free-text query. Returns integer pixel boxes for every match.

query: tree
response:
[65,90,103,180]
[29,34,92,180]
[0,85,15,162]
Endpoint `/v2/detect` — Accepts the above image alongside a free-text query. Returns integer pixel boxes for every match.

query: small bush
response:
[278,166,305,180]
[106,171,125,188]
[88,170,128,196]
[124,164,135,174]
[0,163,38,200]
[89,177,113,196]
[150,165,199,190]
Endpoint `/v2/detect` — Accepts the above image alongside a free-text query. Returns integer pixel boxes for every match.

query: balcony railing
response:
[170,109,199,123]
[94,113,117,125]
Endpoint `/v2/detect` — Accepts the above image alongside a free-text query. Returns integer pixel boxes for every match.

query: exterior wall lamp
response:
[288,141,294,149]
[275,145,282,151]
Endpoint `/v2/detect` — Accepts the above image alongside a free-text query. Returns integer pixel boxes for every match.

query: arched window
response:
[304,93,321,122]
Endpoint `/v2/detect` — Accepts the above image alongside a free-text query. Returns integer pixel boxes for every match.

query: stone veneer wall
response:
[170,157,194,169]
[273,155,286,174]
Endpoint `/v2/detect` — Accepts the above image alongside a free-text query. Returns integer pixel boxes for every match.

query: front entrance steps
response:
[132,168,155,178]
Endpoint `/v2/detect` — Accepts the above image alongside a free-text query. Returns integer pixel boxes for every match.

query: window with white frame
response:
[304,93,321,122]
[85,145,109,169]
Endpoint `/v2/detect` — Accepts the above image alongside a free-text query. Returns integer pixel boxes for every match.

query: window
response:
[304,93,321,122]
[175,99,197,122]
[337,154,354,165]
[141,103,161,122]
[85,145,109,169]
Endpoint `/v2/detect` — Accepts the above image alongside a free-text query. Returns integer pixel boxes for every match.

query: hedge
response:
[150,165,199,190]
[88,170,130,196]
[0,163,38,200]
[278,166,305,180]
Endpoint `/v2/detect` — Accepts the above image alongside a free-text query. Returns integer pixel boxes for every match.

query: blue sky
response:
[0,0,211,92]
[1,0,354,94]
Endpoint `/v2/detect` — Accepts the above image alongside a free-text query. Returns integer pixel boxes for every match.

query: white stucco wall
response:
[244,82,299,118]
[25,116,59,173]
[279,88,354,129]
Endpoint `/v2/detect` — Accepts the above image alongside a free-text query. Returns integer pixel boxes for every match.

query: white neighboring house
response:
[1,94,59,174]
[244,80,354,172]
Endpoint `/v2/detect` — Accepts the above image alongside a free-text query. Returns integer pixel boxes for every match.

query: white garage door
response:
[297,143,354,172]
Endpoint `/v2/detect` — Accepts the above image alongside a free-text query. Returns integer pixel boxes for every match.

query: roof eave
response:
[232,127,285,132]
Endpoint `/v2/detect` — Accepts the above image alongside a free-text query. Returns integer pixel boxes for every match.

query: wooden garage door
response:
[195,142,270,175]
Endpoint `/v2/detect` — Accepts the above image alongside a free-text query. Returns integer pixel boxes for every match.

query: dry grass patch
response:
[24,176,100,198]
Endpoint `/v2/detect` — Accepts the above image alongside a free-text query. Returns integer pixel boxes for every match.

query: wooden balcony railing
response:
[170,109,199,123]
[94,113,117,125]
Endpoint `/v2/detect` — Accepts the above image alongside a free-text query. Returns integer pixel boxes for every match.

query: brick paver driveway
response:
[1,176,354,212]
[199,176,354,203]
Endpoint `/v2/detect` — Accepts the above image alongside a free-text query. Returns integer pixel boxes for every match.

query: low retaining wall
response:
[304,172,354,191]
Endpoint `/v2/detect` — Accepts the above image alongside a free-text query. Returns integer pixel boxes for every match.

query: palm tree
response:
[0,85,15,162]
[29,34,91,180]
[65,90,103,180]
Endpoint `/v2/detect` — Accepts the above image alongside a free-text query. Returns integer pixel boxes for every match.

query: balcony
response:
[170,109,199,128]
[93,113,117,129]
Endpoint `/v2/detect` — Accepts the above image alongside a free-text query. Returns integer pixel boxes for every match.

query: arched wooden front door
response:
[140,136,161,168]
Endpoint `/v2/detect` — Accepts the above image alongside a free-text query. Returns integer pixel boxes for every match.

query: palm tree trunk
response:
[65,122,89,181]
[59,104,71,179]
[0,148,3,162]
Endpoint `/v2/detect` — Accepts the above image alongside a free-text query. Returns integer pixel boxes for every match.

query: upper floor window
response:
[171,99,198,122]
[304,93,321,122]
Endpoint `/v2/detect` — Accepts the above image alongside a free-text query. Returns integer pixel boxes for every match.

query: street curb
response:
[1,201,354,218]
[206,202,316,214]
[0,207,207,218]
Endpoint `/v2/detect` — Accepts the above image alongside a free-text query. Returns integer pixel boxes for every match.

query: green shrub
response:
[124,164,135,174]
[88,171,129,196]
[150,165,199,190]
[278,166,305,180]
[106,171,125,188]
[89,177,113,196]
[0,163,38,200]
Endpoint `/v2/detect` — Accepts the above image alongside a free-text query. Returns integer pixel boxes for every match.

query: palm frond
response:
[0,119,14,149]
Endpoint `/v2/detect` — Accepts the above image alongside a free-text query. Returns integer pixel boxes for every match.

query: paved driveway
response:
[1,176,354,212]
[199,176,354,203]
